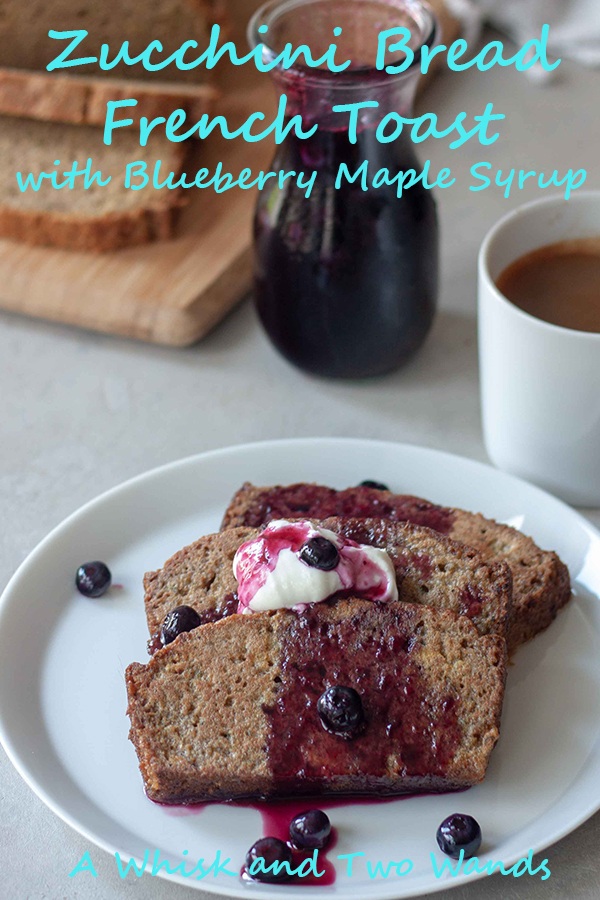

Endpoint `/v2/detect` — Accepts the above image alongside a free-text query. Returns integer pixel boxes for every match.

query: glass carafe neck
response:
[248,0,438,129]
[272,66,421,131]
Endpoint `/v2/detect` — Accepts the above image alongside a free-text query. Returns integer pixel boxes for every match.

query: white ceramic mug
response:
[478,192,600,507]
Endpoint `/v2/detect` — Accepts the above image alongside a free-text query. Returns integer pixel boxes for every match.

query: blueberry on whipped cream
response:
[300,536,340,570]
[233,520,398,614]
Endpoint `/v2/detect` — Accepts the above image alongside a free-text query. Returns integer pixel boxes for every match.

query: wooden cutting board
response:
[0,0,458,346]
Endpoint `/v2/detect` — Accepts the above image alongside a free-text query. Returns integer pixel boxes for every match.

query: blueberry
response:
[289,809,331,850]
[300,537,340,571]
[75,561,111,597]
[245,837,293,883]
[436,814,482,859]
[317,685,365,738]
[160,605,202,646]
[359,480,390,491]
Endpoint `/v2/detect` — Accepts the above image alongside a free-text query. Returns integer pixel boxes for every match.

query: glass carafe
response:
[249,0,439,378]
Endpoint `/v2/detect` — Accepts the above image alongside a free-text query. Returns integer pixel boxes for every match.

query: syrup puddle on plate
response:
[159,793,425,886]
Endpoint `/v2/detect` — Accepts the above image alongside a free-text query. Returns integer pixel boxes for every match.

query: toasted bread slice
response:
[126,599,507,803]
[143,517,512,642]
[220,482,571,651]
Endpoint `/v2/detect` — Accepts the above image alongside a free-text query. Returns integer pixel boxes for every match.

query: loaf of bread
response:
[0,0,222,126]
[220,483,571,651]
[143,517,512,641]
[0,115,186,251]
[126,599,507,803]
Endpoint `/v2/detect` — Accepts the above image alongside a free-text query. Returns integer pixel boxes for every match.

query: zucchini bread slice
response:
[0,0,221,127]
[0,115,186,251]
[143,517,512,642]
[220,482,571,651]
[126,599,507,803]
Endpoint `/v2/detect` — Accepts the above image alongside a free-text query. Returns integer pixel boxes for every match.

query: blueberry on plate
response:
[317,685,365,738]
[245,837,294,883]
[359,480,390,491]
[289,809,331,850]
[436,814,482,859]
[75,561,112,597]
[160,606,202,646]
[300,536,340,571]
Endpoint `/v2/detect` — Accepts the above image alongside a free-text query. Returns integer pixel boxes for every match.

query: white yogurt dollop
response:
[233,519,398,614]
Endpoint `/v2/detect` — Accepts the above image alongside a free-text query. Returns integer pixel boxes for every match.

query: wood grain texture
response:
[0,0,459,346]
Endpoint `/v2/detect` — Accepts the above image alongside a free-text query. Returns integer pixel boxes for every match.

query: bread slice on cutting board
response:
[0,0,223,126]
[0,115,186,251]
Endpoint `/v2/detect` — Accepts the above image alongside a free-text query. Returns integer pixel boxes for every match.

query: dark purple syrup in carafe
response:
[254,125,438,377]
[249,0,439,378]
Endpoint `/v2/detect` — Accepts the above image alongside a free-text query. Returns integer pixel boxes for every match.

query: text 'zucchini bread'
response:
[126,599,507,803]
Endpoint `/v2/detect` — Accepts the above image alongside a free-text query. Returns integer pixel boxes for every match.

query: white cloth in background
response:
[444,0,600,67]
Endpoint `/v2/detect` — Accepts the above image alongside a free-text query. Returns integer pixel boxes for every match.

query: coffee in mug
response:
[478,192,600,506]
[496,237,600,334]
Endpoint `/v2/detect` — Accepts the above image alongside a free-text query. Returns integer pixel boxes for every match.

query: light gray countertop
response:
[1,41,600,900]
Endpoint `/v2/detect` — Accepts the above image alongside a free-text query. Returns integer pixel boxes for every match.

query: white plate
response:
[1,438,600,900]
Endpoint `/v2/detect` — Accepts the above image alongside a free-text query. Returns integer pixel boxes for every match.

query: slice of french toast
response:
[126,599,507,803]
[143,517,512,643]
[220,482,571,651]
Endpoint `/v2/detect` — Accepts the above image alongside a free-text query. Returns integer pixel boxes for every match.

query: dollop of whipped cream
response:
[233,519,398,614]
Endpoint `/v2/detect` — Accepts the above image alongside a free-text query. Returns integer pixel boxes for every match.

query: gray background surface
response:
[2,38,600,900]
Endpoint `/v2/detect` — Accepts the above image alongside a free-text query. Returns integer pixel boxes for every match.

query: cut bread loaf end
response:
[0,0,224,126]
[0,116,186,252]
[126,600,507,803]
